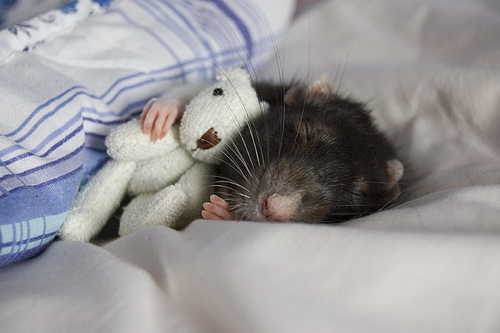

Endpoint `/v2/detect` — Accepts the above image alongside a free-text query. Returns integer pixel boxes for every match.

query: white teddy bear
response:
[59,68,269,242]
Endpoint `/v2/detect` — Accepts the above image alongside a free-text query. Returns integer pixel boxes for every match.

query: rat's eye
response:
[298,121,311,141]
[213,88,224,96]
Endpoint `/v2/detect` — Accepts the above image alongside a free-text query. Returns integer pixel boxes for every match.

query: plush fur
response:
[59,68,268,241]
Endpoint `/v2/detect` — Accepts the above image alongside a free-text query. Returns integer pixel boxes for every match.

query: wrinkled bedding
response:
[1,0,500,332]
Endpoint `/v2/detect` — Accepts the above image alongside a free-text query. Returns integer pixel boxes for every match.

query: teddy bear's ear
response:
[259,101,270,113]
[215,67,249,83]
[215,71,226,82]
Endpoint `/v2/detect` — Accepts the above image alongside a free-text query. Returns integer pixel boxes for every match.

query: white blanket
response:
[1,0,500,332]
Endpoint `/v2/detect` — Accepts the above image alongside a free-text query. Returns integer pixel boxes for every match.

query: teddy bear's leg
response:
[59,160,136,242]
[119,184,189,237]
[119,162,215,235]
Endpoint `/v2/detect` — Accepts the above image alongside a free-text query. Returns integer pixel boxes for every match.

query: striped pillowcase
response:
[0,0,294,267]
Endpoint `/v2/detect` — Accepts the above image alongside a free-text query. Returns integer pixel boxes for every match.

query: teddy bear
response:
[59,68,269,242]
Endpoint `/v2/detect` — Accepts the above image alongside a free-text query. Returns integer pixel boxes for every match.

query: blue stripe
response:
[100,72,145,103]
[0,171,81,220]
[1,164,82,197]
[83,115,137,126]
[40,215,47,248]
[1,231,58,251]
[2,125,83,167]
[5,86,84,138]
[161,1,217,79]
[1,122,83,166]
[0,63,194,165]
[11,221,16,256]
[0,145,84,183]
[0,143,23,159]
[1,63,193,157]
[0,242,47,267]
[105,78,156,105]
[0,241,53,267]
[80,106,121,118]
[15,91,97,145]
[32,113,81,155]
[204,0,253,58]
[109,8,187,79]
[0,184,7,196]
[21,218,26,253]
[137,0,201,58]
[85,132,107,141]
[119,98,154,117]
[82,100,146,127]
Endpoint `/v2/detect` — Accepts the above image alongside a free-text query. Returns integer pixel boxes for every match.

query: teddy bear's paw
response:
[119,185,189,236]
[106,118,181,162]
[58,212,100,242]
[152,184,190,227]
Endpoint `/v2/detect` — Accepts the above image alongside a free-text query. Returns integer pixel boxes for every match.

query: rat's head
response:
[179,68,268,164]
[216,76,403,223]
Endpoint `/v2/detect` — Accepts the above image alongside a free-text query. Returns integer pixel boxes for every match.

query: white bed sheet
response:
[2,0,500,332]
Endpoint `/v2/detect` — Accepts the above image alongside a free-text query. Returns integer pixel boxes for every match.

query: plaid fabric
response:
[0,0,293,266]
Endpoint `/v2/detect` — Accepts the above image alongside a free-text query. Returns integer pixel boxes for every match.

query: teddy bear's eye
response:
[213,88,224,96]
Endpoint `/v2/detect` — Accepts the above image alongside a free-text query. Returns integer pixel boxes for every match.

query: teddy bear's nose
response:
[196,127,221,150]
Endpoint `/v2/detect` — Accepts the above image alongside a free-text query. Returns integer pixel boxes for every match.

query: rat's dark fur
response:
[214,78,402,223]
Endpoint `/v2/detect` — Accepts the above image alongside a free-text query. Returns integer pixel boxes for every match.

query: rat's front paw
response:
[201,194,234,221]
[141,98,182,141]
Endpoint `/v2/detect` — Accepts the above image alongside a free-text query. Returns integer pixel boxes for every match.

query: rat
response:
[201,76,403,223]
[142,75,403,224]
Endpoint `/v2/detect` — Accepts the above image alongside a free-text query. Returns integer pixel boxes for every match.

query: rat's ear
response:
[306,75,331,101]
[385,159,404,201]
[284,75,332,106]
[284,86,307,106]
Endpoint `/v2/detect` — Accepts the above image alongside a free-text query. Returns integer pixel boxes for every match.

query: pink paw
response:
[202,195,234,220]
[140,98,181,141]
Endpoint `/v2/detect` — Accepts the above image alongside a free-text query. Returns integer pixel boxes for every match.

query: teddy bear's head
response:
[179,68,269,164]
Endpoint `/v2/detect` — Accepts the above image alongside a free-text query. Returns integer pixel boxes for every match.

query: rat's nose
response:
[261,193,300,222]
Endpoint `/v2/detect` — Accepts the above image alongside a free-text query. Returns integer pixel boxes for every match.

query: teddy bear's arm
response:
[106,118,182,162]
